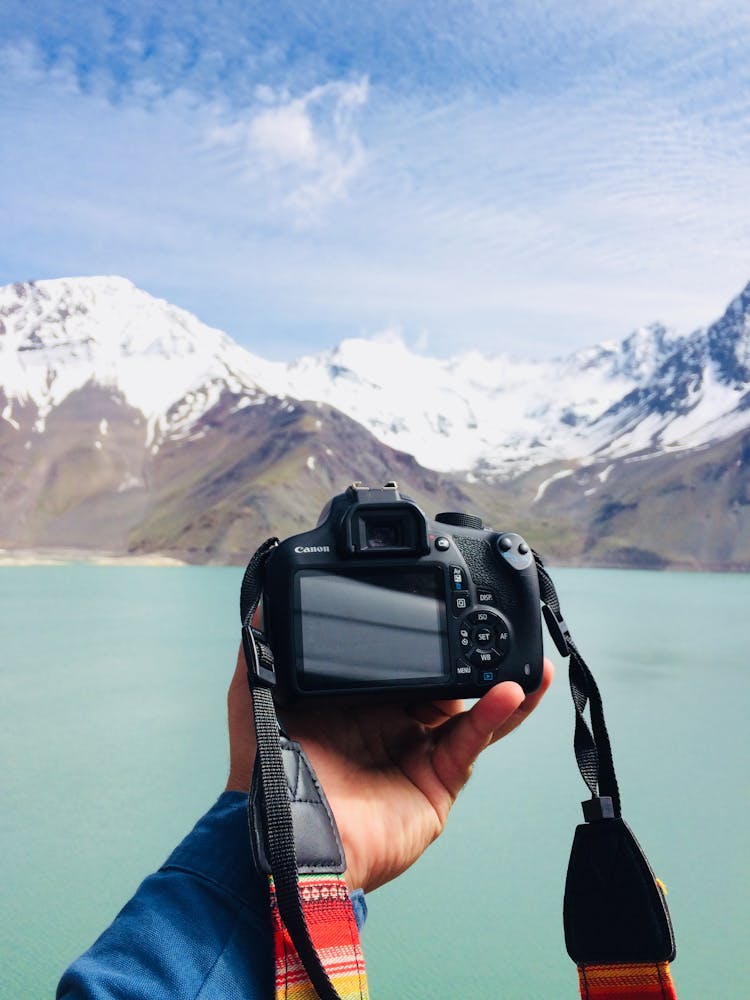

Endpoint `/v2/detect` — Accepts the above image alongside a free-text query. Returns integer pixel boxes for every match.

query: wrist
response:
[225,769,252,793]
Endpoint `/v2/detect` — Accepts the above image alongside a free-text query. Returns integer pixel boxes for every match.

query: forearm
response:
[56,793,367,1000]
[56,793,273,1000]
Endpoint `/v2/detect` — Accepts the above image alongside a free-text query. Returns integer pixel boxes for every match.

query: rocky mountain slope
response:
[1,276,748,568]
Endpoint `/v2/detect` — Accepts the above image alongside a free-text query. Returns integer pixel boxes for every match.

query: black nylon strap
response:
[239,537,279,628]
[534,552,677,971]
[240,538,343,1000]
[533,551,621,816]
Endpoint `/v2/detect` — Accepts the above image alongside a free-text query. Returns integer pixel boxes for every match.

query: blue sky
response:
[2,1,750,359]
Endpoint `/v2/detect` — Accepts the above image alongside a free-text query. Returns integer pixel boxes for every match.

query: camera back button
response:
[476,667,498,684]
[474,627,492,646]
[452,594,470,615]
[455,661,473,685]
[468,648,502,668]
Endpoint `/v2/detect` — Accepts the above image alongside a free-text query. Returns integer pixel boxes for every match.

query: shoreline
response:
[0,548,746,573]
[0,548,188,567]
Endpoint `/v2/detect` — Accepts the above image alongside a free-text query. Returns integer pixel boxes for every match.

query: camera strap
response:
[239,539,678,1000]
[240,538,370,1000]
[533,551,678,999]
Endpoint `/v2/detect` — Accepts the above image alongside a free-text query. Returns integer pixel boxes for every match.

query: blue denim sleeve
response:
[56,791,367,1000]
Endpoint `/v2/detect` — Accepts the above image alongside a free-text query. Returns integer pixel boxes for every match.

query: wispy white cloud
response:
[2,4,750,359]
[208,78,368,224]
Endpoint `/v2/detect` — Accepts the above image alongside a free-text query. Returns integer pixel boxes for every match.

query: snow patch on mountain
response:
[0,277,268,445]
[257,329,664,474]
[2,275,749,478]
[657,363,749,449]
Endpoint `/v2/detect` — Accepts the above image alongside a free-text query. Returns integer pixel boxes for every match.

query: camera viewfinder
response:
[343,505,429,556]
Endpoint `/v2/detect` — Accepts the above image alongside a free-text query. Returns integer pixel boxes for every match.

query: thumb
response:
[430,681,526,799]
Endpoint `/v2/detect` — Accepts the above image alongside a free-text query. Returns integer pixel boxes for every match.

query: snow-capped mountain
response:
[0,276,270,450]
[259,324,683,475]
[591,285,750,457]
[1,274,748,568]
[242,287,750,475]
[3,275,749,478]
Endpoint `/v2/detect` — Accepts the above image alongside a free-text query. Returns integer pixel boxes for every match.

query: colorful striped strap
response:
[269,873,370,1000]
[578,961,677,999]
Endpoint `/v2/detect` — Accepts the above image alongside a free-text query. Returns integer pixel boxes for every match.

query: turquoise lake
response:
[1,565,747,998]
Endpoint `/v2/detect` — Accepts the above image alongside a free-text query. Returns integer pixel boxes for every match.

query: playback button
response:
[476,667,498,684]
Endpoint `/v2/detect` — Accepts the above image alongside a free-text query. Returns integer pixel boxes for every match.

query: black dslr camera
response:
[258,482,544,703]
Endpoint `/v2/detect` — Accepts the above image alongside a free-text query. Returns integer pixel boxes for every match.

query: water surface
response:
[1,566,747,998]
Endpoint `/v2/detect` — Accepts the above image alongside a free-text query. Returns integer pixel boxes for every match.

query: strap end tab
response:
[564,817,676,965]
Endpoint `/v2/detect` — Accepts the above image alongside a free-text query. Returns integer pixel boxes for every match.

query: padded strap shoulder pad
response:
[564,817,676,965]
[249,734,346,875]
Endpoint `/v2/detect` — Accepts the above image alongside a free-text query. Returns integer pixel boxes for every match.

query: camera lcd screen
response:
[295,566,448,689]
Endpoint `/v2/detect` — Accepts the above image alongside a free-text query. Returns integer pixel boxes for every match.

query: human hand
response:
[226,645,553,894]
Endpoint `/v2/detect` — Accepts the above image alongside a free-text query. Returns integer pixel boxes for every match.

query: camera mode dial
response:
[435,511,485,530]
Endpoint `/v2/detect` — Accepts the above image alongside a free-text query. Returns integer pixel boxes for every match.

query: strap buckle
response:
[582,796,615,823]
[542,603,572,657]
[242,624,277,687]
